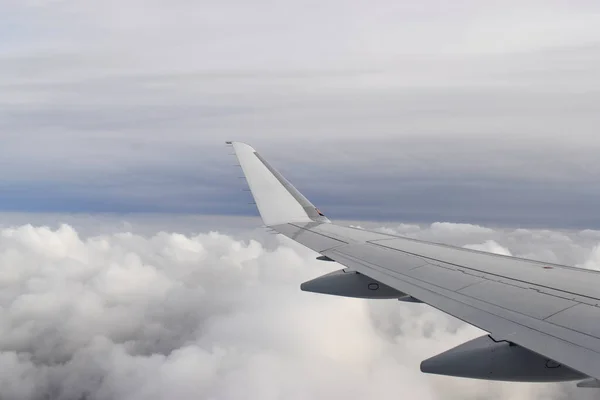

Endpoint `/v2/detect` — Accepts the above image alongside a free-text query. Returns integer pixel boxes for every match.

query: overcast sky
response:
[1,1,600,225]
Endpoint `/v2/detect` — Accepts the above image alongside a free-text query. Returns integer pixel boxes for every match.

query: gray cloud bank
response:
[2,1,600,225]
[0,214,600,399]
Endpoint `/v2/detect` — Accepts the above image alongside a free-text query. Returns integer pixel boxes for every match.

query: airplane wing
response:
[228,141,600,386]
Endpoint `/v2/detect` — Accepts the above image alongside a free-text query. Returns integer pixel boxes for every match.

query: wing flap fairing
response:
[421,335,586,382]
[301,268,406,299]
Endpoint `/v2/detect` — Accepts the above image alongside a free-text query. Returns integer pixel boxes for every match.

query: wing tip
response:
[228,141,256,153]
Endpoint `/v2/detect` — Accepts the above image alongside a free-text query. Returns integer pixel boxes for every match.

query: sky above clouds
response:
[1,1,600,225]
[1,214,600,399]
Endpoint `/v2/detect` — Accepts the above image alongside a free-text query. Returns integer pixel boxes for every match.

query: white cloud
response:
[430,222,495,235]
[0,215,598,399]
[578,244,600,271]
[463,240,512,256]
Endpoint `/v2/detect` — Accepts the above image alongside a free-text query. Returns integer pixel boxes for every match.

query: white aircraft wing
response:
[229,141,600,386]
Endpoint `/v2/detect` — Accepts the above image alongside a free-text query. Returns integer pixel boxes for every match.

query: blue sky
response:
[2,1,600,227]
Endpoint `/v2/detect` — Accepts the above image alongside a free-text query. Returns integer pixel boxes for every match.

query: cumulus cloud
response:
[0,215,599,399]
[578,244,600,271]
[463,240,512,256]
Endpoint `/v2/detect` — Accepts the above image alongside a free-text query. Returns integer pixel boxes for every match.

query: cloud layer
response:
[0,215,599,399]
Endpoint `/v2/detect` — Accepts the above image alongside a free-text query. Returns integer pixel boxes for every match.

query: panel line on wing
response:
[326,249,581,340]
[368,240,600,304]
[273,223,348,253]
[352,243,586,319]
[370,237,591,272]
[542,303,580,321]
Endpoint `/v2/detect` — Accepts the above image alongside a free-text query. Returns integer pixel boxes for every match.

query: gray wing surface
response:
[229,141,600,384]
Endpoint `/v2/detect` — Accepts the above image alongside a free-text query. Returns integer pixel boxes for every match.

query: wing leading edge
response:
[228,141,600,385]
